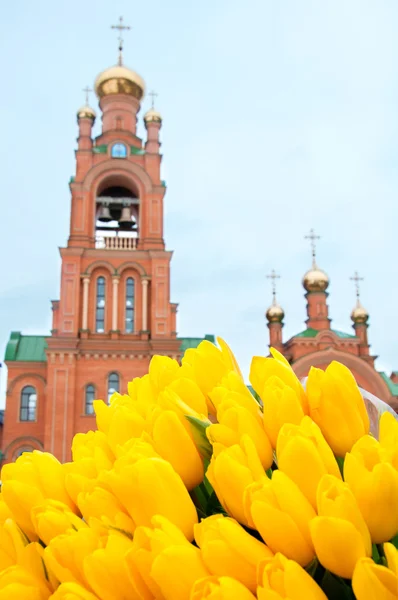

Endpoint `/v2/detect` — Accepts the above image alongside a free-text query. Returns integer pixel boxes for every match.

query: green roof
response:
[5,332,47,362]
[130,146,145,155]
[92,144,108,154]
[178,335,215,353]
[295,328,356,340]
[379,372,398,397]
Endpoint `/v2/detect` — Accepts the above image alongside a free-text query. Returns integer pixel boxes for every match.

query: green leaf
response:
[390,534,398,550]
[320,571,355,600]
[336,456,345,477]
[186,415,213,462]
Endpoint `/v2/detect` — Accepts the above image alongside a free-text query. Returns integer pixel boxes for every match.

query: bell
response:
[97,204,112,222]
[119,205,132,229]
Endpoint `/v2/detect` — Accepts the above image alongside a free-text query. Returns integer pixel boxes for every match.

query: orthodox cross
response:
[305,228,320,267]
[350,271,364,299]
[148,90,158,109]
[267,269,281,303]
[111,16,131,65]
[82,86,93,105]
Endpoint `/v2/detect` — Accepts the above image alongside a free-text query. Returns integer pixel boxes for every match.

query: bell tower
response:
[43,19,180,459]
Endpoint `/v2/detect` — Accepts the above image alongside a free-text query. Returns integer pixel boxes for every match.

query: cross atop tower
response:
[267,269,281,302]
[82,86,93,105]
[148,90,158,109]
[111,16,131,66]
[350,271,364,299]
[305,228,320,268]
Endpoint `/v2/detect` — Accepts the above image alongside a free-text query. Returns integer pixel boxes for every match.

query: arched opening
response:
[125,277,135,333]
[107,372,120,403]
[95,276,106,332]
[85,384,96,415]
[95,177,139,250]
[20,386,37,421]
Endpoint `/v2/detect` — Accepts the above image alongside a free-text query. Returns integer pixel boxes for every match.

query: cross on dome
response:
[350,271,364,299]
[82,86,93,105]
[111,16,131,66]
[149,90,158,109]
[267,269,280,301]
[305,228,320,268]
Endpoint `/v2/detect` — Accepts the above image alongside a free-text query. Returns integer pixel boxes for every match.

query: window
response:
[14,446,33,460]
[96,277,106,332]
[111,143,127,158]
[108,373,120,403]
[20,386,36,421]
[125,277,135,333]
[85,385,95,415]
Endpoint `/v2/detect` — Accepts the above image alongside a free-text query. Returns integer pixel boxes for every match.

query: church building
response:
[265,230,398,411]
[2,20,213,463]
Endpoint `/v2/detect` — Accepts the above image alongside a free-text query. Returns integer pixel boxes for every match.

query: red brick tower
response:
[265,230,398,408]
[2,21,213,462]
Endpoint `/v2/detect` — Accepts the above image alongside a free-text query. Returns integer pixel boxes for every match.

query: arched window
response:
[96,277,106,332]
[14,446,33,460]
[108,373,120,403]
[20,386,37,421]
[111,143,127,158]
[85,384,95,415]
[125,277,135,333]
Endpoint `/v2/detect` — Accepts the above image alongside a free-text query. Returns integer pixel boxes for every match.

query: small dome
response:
[77,105,96,120]
[351,301,369,324]
[94,65,145,100]
[266,301,285,323]
[303,267,329,292]
[144,108,162,124]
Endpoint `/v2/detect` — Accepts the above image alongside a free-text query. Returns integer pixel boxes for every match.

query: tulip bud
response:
[151,544,209,600]
[245,471,315,566]
[83,532,136,600]
[1,452,76,539]
[93,398,148,454]
[167,377,208,417]
[261,377,307,449]
[352,543,398,600]
[101,455,198,541]
[72,431,114,468]
[257,552,327,600]
[250,348,308,414]
[191,576,256,600]
[344,435,398,543]
[194,514,273,593]
[0,518,28,571]
[306,362,369,456]
[44,529,100,588]
[206,435,267,526]
[48,582,99,599]
[31,500,87,546]
[0,566,48,600]
[310,475,371,579]
[148,354,180,395]
[207,403,273,470]
[210,372,262,421]
[77,487,135,536]
[277,416,341,508]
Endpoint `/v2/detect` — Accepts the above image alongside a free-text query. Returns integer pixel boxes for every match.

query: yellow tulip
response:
[250,348,308,414]
[72,431,114,468]
[306,361,369,456]
[0,567,49,600]
[167,377,208,416]
[261,377,307,449]
[0,518,28,571]
[257,552,327,600]
[0,496,13,523]
[344,435,398,543]
[77,487,135,536]
[101,455,198,540]
[194,514,273,592]
[310,474,371,579]
[148,354,180,395]
[210,372,262,421]
[44,529,100,588]
[352,544,398,600]
[1,452,76,539]
[207,403,273,470]
[206,435,267,526]
[191,576,256,600]
[31,500,87,546]
[63,459,99,506]
[245,471,315,566]
[151,544,209,600]
[277,416,341,508]
[49,582,99,599]
[125,515,192,599]
[93,397,149,454]
[83,532,137,600]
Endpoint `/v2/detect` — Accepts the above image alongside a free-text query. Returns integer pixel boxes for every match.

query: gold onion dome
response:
[144,107,162,124]
[94,65,145,100]
[351,301,369,324]
[77,105,96,120]
[302,266,329,292]
[266,300,285,323]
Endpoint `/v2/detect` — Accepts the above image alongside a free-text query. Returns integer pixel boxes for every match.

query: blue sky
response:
[1,0,398,402]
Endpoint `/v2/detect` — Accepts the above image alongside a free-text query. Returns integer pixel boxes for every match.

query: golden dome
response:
[94,65,145,100]
[302,267,329,292]
[77,105,96,120]
[266,301,285,323]
[351,301,369,324]
[144,108,162,124]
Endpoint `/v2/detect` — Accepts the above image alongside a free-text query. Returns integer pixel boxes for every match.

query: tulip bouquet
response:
[0,338,397,600]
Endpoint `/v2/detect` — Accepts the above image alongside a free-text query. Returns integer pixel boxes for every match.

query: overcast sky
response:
[1,0,397,403]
